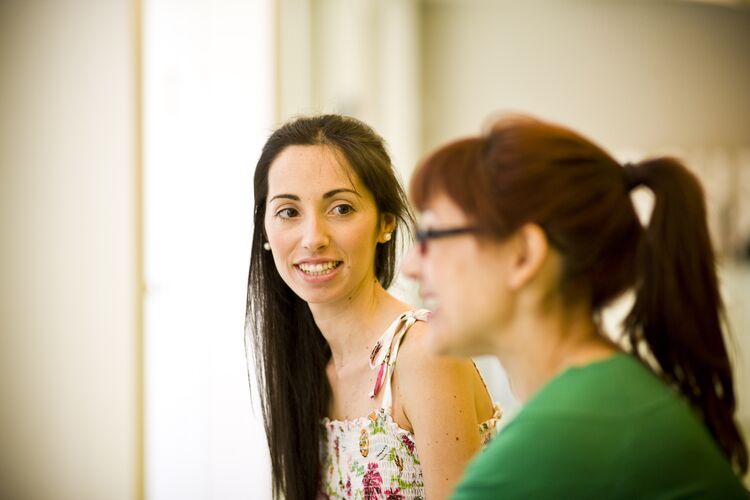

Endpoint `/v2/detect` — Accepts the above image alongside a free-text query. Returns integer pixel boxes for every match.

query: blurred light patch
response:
[143,1,273,499]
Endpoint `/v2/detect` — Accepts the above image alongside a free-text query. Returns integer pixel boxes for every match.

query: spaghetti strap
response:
[368,309,431,414]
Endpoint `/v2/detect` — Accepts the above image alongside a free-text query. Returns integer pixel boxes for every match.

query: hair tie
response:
[622,162,641,191]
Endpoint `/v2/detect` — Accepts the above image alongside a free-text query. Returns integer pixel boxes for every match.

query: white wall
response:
[0,1,140,499]
[142,1,274,499]
[724,264,750,436]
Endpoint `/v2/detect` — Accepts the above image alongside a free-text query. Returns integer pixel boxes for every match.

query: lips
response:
[295,260,342,276]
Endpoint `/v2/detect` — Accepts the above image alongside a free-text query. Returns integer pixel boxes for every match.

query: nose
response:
[400,244,422,282]
[301,214,330,251]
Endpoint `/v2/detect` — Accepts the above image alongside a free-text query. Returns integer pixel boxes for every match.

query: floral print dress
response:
[319,309,503,499]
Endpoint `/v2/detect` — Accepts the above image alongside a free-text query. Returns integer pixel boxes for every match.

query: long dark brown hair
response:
[410,114,747,475]
[246,115,413,499]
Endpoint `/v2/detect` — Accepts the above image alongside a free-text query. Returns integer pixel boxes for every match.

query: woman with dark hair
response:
[403,114,748,498]
[246,115,500,500]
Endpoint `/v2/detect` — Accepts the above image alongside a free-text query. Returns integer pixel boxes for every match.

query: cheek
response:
[421,252,471,353]
[264,217,295,252]
[263,217,276,245]
[340,220,379,261]
[459,262,513,353]
[263,222,294,276]
[427,250,506,356]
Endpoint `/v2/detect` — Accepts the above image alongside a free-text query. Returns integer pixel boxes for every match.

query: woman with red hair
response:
[403,115,747,498]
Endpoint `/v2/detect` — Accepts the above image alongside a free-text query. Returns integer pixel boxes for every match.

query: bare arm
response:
[393,323,486,499]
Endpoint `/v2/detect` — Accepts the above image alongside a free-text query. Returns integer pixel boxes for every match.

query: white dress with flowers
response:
[319,309,502,499]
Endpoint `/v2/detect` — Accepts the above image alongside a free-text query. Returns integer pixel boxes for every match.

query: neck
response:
[493,299,617,403]
[309,276,406,371]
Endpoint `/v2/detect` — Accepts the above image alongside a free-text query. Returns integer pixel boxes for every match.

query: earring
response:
[263,242,271,251]
[383,233,392,242]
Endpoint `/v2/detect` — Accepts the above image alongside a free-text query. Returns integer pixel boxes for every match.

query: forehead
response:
[419,191,470,226]
[267,144,365,196]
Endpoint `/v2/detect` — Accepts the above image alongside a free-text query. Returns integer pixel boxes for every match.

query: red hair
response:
[411,115,641,309]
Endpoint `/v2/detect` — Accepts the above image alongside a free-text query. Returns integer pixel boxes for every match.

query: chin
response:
[296,291,339,305]
[426,324,461,356]
[429,326,487,359]
[284,283,328,303]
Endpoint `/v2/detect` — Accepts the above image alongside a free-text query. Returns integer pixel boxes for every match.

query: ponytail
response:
[623,157,748,474]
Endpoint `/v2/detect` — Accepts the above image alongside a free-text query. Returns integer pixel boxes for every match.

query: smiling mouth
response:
[296,261,342,276]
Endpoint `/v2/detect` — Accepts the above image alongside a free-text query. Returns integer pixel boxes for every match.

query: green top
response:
[453,354,746,499]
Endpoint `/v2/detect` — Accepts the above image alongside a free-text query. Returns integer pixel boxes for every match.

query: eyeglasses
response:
[415,226,480,255]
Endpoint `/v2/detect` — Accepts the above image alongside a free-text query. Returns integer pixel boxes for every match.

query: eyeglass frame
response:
[414,226,481,255]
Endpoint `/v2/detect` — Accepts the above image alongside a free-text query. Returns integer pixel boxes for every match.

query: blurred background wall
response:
[2,1,750,499]
[421,0,750,152]
[0,1,141,499]
[141,1,273,499]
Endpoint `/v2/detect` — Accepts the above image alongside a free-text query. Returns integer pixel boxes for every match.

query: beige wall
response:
[278,0,422,178]
[0,1,140,499]
[421,0,750,153]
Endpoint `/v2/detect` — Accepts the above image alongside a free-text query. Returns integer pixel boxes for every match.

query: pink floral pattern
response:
[400,435,415,456]
[363,463,383,499]
[385,487,404,500]
[320,405,502,499]
[320,408,424,498]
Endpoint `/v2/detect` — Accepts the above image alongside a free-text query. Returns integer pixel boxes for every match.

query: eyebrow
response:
[269,188,361,203]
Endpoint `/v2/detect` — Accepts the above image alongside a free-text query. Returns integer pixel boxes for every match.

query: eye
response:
[275,207,299,219]
[330,204,354,216]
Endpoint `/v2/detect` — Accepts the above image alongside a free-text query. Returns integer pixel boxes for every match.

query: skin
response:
[264,145,494,499]
[401,191,617,403]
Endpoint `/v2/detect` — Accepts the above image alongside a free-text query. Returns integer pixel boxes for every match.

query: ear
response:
[378,213,397,243]
[507,223,549,290]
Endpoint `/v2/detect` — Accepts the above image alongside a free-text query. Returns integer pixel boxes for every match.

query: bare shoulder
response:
[395,321,478,382]
[393,321,483,409]
[390,319,491,497]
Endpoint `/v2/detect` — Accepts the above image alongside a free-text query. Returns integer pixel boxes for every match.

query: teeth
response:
[298,261,339,275]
